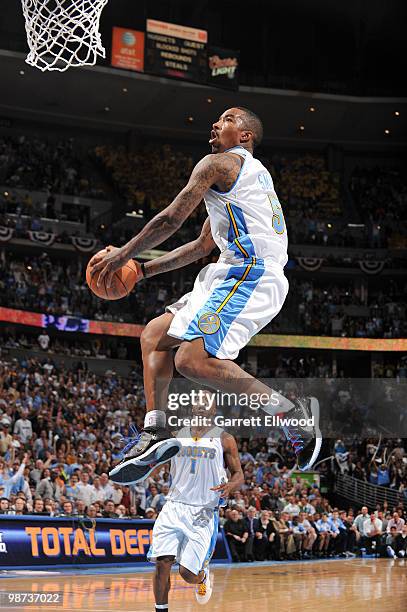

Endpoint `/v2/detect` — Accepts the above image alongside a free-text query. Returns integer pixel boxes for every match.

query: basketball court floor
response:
[1,559,405,611]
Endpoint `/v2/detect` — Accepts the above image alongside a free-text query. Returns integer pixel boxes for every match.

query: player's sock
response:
[155,604,168,612]
[145,410,166,429]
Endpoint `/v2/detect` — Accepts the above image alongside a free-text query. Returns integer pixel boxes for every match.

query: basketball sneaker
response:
[195,567,213,605]
[281,397,322,471]
[109,424,181,484]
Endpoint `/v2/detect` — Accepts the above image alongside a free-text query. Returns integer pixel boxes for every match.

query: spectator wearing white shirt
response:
[76,472,94,508]
[304,502,316,515]
[13,410,32,444]
[89,475,106,504]
[352,506,369,542]
[283,495,301,516]
[386,512,405,533]
[111,483,123,505]
[99,472,114,500]
[255,446,269,464]
[230,490,246,512]
[297,511,317,557]
[362,513,383,553]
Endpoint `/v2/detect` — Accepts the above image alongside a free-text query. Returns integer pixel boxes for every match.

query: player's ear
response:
[240,130,252,144]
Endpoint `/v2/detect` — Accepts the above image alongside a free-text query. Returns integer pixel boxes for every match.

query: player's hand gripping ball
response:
[86,245,142,300]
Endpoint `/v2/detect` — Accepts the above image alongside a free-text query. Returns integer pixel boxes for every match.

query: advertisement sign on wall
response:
[1,306,406,350]
[111,27,145,72]
[207,46,239,90]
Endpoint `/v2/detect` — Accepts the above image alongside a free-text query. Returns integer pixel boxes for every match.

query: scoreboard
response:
[111,20,239,90]
[145,19,208,84]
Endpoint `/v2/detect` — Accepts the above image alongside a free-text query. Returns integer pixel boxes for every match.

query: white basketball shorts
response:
[167,257,289,360]
[147,500,219,575]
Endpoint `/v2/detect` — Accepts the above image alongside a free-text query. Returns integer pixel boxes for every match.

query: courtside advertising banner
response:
[1,305,407,350]
[0,516,231,568]
[207,46,239,90]
[111,27,145,72]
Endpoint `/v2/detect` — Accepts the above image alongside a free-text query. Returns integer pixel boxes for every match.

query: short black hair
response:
[236,107,263,147]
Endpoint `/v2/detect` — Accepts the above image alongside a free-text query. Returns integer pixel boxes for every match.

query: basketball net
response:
[21,0,108,72]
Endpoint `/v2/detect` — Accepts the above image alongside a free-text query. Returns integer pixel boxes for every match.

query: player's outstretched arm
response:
[142,218,216,278]
[89,153,240,287]
[211,432,244,498]
[121,152,239,257]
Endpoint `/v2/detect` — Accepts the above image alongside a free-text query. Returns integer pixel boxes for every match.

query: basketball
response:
[86,249,140,300]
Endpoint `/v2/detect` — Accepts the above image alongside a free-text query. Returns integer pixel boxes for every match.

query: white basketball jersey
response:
[167,427,227,509]
[204,146,288,267]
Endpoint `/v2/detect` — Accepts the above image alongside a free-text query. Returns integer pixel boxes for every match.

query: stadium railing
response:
[335,473,403,509]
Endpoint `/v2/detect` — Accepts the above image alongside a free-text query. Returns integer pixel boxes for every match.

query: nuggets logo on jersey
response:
[167,145,289,360]
[178,445,217,459]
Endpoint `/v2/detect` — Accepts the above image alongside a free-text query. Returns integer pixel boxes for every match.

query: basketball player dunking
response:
[90,107,322,482]
[147,393,243,609]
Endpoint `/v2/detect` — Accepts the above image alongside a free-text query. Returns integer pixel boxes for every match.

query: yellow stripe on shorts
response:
[216,257,256,314]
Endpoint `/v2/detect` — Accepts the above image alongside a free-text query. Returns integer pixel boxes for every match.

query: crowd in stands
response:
[0,332,355,381]
[350,166,407,249]
[0,328,133,361]
[267,155,341,211]
[0,135,406,264]
[221,433,407,561]
[263,154,344,246]
[94,144,194,217]
[0,352,405,562]
[350,166,407,221]
[0,251,181,325]
[1,133,406,246]
[285,278,407,338]
[1,193,91,229]
[1,251,406,339]
[333,437,407,490]
[0,136,104,199]
[95,147,342,224]
[222,504,407,562]
[94,146,349,247]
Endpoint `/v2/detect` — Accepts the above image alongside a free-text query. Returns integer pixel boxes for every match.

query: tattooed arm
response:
[143,218,216,278]
[90,152,241,287]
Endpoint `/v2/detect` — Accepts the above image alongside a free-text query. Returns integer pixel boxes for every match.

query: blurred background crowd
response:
[0,251,405,338]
